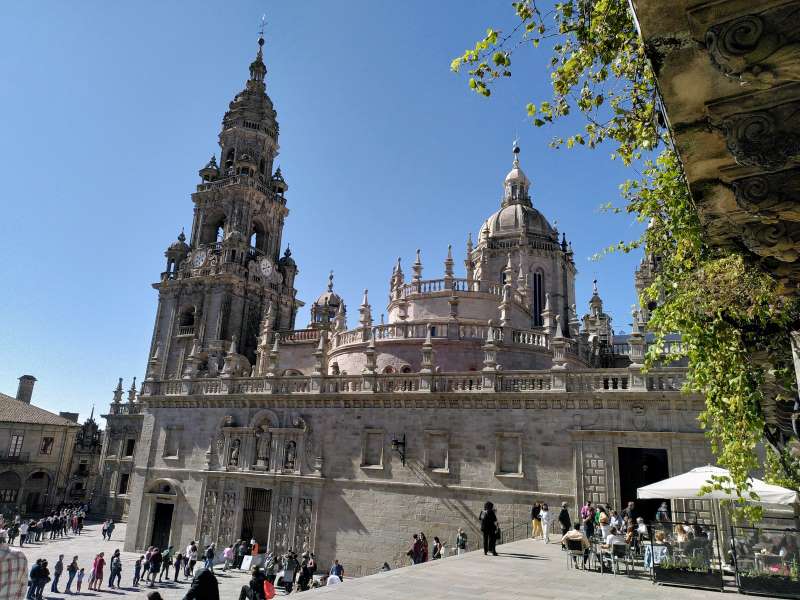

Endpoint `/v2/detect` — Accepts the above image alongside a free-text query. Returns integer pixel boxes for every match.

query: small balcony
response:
[177,325,195,337]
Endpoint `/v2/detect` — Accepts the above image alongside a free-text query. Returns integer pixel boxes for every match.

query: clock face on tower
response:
[259,257,274,278]
[192,249,207,268]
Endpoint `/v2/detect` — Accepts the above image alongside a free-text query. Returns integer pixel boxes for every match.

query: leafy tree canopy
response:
[452,0,800,519]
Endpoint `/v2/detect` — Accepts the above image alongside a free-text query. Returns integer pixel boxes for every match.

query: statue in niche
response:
[255,427,271,467]
[284,440,297,470]
[228,438,241,467]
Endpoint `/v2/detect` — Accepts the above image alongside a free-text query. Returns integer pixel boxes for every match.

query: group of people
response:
[405,527,470,565]
[0,506,88,547]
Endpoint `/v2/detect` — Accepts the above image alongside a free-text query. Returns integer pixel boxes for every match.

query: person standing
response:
[50,554,64,593]
[0,529,27,600]
[204,543,215,571]
[479,501,498,556]
[174,552,183,581]
[109,550,122,588]
[222,544,234,571]
[431,536,443,559]
[133,556,143,586]
[540,503,552,543]
[531,502,543,539]
[558,502,571,536]
[455,528,467,556]
[580,500,595,540]
[408,534,422,565]
[65,556,79,593]
[419,532,429,563]
[18,520,28,547]
[329,559,344,581]
[182,567,220,600]
[188,542,199,577]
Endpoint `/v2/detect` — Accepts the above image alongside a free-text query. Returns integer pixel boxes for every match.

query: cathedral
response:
[97,33,712,575]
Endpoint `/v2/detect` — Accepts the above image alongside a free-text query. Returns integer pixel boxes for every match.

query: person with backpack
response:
[455,528,467,556]
[65,556,79,593]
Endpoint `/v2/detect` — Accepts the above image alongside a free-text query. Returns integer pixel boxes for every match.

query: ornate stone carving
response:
[741,220,800,262]
[705,5,800,87]
[217,491,237,547]
[273,496,292,554]
[721,104,800,170]
[199,489,218,544]
[732,169,800,222]
[293,498,313,552]
[228,439,241,467]
[284,440,296,470]
[254,429,271,467]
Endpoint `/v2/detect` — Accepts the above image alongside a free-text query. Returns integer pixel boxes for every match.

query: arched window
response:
[400,365,412,374]
[259,158,266,176]
[179,307,195,335]
[382,366,395,374]
[200,214,226,245]
[532,269,545,326]
[224,148,235,171]
[250,222,269,254]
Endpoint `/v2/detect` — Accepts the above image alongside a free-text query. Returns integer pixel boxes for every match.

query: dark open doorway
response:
[241,487,272,548]
[618,447,669,522]
[151,503,174,549]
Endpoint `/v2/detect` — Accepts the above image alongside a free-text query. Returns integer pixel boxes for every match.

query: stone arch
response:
[283,369,303,376]
[146,478,180,496]
[248,408,280,429]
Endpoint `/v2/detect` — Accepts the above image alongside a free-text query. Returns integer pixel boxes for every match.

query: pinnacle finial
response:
[593,278,599,296]
[327,270,334,292]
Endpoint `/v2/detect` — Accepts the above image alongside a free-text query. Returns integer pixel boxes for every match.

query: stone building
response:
[103,34,714,574]
[0,376,82,513]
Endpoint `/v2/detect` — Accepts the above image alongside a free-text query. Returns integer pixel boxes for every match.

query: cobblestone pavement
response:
[15,522,738,599]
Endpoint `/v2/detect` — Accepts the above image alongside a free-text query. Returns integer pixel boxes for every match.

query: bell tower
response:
[146,32,300,381]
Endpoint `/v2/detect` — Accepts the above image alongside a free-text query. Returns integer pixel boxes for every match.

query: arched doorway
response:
[24,471,50,513]
[146,479,179,549]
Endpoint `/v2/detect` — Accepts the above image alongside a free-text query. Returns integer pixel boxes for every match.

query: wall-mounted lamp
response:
[391,434,407,466]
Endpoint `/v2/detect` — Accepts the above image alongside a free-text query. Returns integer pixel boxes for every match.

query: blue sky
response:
[0,1,643,420]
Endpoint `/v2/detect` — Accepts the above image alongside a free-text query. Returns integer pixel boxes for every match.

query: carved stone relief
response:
[217,490,237,547]
[199,489,218,545]
[272,495,292,554]
[294,498,313,553]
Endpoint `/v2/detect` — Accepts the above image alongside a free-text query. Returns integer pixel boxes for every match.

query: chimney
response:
[16,375,36,404]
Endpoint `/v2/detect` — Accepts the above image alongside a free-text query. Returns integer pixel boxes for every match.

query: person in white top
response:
[603,527,627,549]
[327,574,342,586]
[540,504,551,543]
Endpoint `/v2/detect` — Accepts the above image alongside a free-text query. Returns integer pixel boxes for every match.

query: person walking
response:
[540,503,552,543]
[455,528,467,556]
[159,545,173,582]
[558,502,571,537]
[419,532,429,563]
[203,543,215,571]
[174,552,183,581]
[187,542,199,577]
[76,568,85,592]
[222,544,234,571]
[531,501,543,539]
[407,534,422,565]
[106,520,116,541]
[149,547,163,587]
[432,536,443,559]
[65,555,79,593]
[479,501,498,556]
[101,520,108,541]
[0,529,27,600]
[50,554,64,593]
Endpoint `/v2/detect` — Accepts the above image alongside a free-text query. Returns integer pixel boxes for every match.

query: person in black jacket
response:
[182,567,220,600]
[479,501,498,556]
[558,502,572,536]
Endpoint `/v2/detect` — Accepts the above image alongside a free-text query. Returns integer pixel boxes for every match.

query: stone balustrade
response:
[138,367,687,397]
[331,321,548,350]
[195,173,278,200]
[276,329,321,343]
[397,278,526,305]
[108,402,142,415]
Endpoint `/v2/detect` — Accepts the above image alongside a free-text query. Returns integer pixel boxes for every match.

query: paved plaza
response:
[12,521,741,600]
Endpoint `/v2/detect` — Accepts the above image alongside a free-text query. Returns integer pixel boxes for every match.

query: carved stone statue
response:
[255,429,271,467]
[228,438,241,467]
[284,440,297,470]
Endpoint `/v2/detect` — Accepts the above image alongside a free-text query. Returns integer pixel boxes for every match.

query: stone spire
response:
[359,289,373,329]
[112,378,124,404]
[412,249,423,284]
[420,324,435,374]
[444,244,454,286]
[516,255,528,301]
[249,32,267,83]
[334,301,347,332]
[127,377,137,404]
[503,252,514,284]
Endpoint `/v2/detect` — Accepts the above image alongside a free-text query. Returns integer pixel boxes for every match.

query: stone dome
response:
[483,203,556,238]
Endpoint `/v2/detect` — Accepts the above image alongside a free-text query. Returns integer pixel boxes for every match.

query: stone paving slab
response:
[15,522,739,599]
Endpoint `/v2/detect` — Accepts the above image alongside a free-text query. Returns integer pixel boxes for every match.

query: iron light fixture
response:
[391,434,407,466]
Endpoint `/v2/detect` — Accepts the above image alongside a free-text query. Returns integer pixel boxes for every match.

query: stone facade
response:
[98,33,715,575]
[0,376,101,514]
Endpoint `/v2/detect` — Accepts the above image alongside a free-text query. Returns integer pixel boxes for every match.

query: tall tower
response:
[147,33,299,380]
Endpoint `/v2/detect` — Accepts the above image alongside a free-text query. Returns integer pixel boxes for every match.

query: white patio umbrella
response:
[637,465,798,505]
